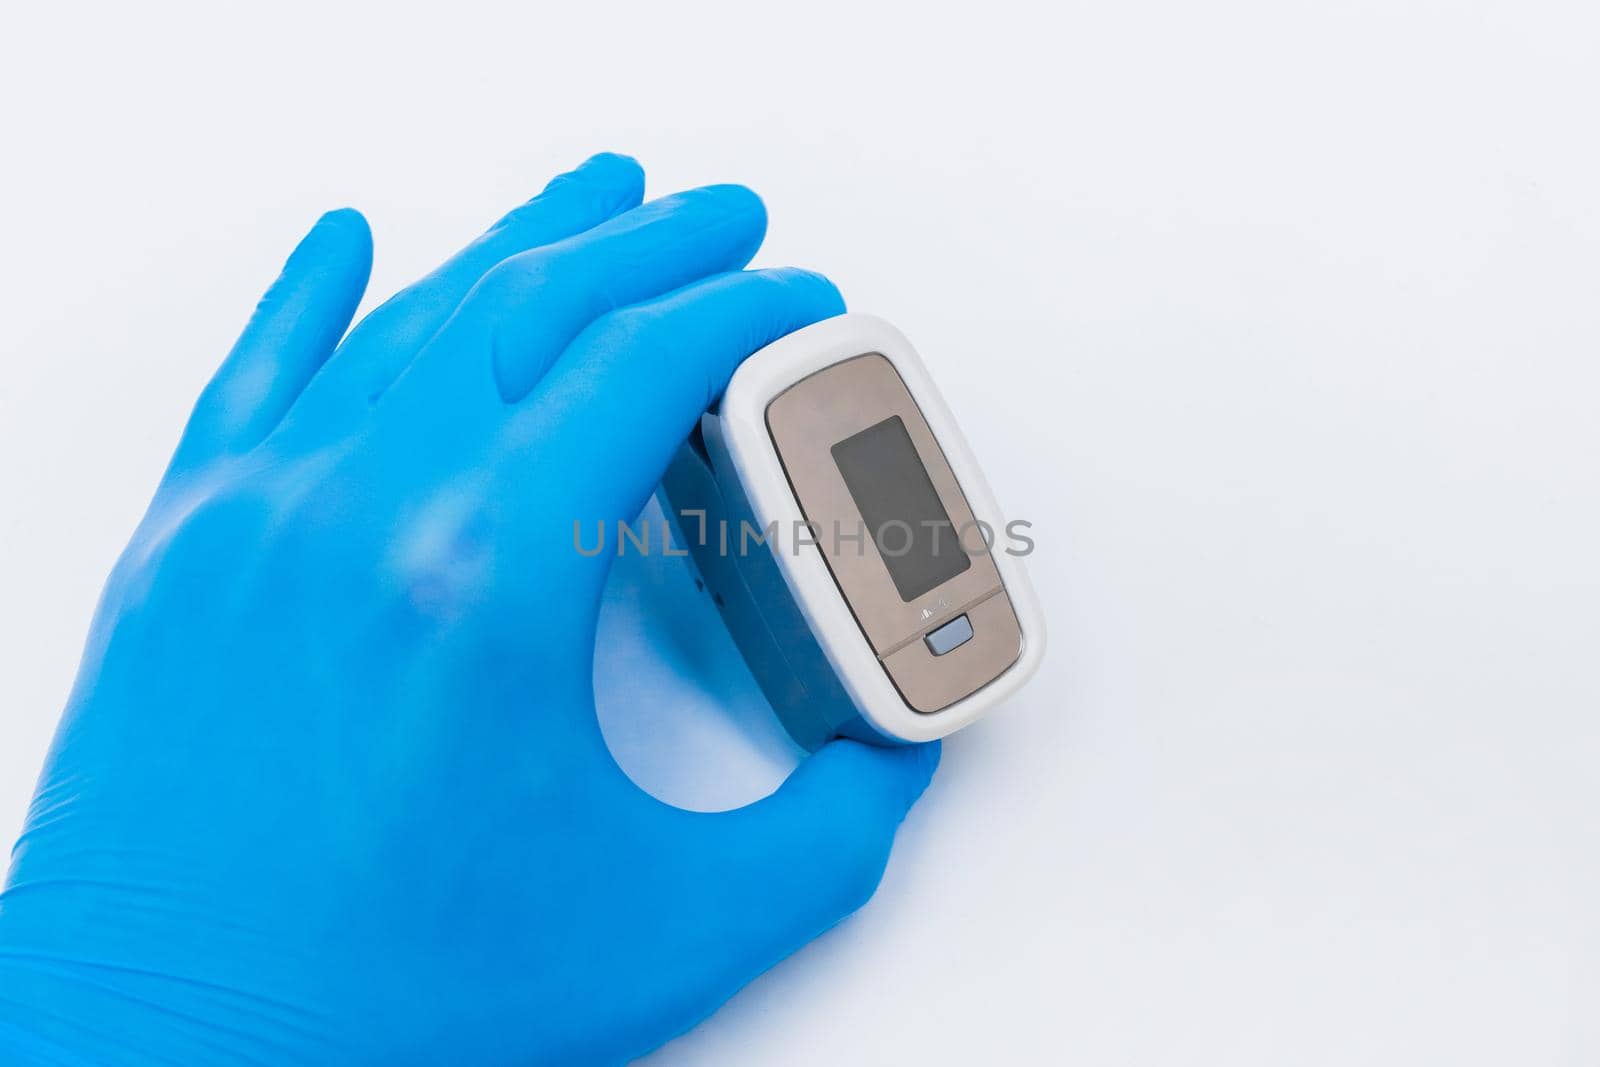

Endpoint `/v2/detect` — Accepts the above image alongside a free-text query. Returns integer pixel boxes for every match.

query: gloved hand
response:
[0,153,938,1065]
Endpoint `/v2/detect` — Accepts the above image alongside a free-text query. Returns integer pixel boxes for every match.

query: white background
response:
[2,1,1598,1063]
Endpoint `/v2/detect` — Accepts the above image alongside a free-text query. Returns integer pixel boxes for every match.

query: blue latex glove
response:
[0,153,939,1064]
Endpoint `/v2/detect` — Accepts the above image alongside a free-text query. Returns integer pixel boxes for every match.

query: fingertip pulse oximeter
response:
[661,313,1044,749]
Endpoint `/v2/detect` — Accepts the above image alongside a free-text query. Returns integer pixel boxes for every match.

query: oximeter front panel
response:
[765,354,1022,713]
[660,313,1044,748]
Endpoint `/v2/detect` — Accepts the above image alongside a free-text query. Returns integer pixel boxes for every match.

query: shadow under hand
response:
[593,496,805,812]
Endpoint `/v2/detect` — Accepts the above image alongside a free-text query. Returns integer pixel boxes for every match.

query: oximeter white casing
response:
[659,313,1045,749]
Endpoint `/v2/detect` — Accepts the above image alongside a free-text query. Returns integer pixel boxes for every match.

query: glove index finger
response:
[518,267,847,527]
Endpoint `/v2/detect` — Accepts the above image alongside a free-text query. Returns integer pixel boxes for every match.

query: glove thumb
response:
[717,738,940,943]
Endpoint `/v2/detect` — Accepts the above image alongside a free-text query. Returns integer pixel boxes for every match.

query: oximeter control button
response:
[924,613,974,656]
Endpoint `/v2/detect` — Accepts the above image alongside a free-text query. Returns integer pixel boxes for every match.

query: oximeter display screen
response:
[831,416,971,601]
